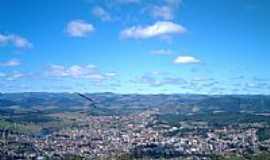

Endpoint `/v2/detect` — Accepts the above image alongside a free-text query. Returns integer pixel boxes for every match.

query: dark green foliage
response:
[7,114,55,123]
[257,128,270,141]
[61,154,84,160]
[131,143,182,159]
[212,153,270,160]
[158,112,270,127]
[250,152,270,160]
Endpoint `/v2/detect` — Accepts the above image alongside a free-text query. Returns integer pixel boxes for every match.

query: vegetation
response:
[257,128,270,141]
[0,119,41,134]
[158,112,270,127]
[1,93,270,113]
[210,152,270,160]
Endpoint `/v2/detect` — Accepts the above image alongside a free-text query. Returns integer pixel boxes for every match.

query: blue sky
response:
[0,0,269,94]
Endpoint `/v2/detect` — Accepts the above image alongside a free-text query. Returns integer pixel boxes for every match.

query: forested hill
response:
[0,92,270,113]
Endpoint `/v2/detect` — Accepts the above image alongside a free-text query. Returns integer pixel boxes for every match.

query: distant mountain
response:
[0,92,86,108]
[0,92,270,113]
[0,99,17,107]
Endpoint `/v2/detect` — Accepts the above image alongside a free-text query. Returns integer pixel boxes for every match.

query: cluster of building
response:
[0,110,270,159]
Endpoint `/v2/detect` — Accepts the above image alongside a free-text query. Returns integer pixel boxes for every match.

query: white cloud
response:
[0,34,9,44]
[138,74,162,87]
[0,59,21,67]
[7,72,24,81]
[135,72,187,87]
[48,64,92,77]
[115,0,140,4]
[121,21,186,39]
[151,6,174,20]
[10,35,33,48]
[149,0,182,20]
[0,33,32,48]
[92,6,112,21]
[84,74,105,81]
[105,72,117,77]
[48,65,68,77]
[165,0,182,7]
[150,49,173,55]
[66,20,94,37]
[67,65,84,77]
[174,56,201,64]
[48,64,116,83]
[48,64,95,78]
[0,72,25,81]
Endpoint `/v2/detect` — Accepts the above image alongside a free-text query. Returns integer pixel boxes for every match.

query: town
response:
[1,108,270,160]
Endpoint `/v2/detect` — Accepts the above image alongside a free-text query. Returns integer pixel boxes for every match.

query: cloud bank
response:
[48,64,116,83]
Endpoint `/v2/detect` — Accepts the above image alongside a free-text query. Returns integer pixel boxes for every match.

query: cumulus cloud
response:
[165,0,182,6]
[0,59,21,67]
[121,21,186,39]
[0,72,25,81]
[139,74,163,87]
[92,6,112,21]
[115,0,140,4]
[66,20,94,37]
[151,6,174,20]
[133,71,227,94]
[149,0,182,20]
[0,33,32,48]
[174,56,200,64]
[0,34,9,44]
[47,64,116,83]
[135,72,187,87]
[150,49,173,55]
[7,72,25,81]
[10,35,33,48]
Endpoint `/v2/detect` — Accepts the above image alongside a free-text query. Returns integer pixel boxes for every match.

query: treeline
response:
[158,112,270,127]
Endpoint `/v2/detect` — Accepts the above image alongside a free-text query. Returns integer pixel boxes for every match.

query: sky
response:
[0,0,269,94]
